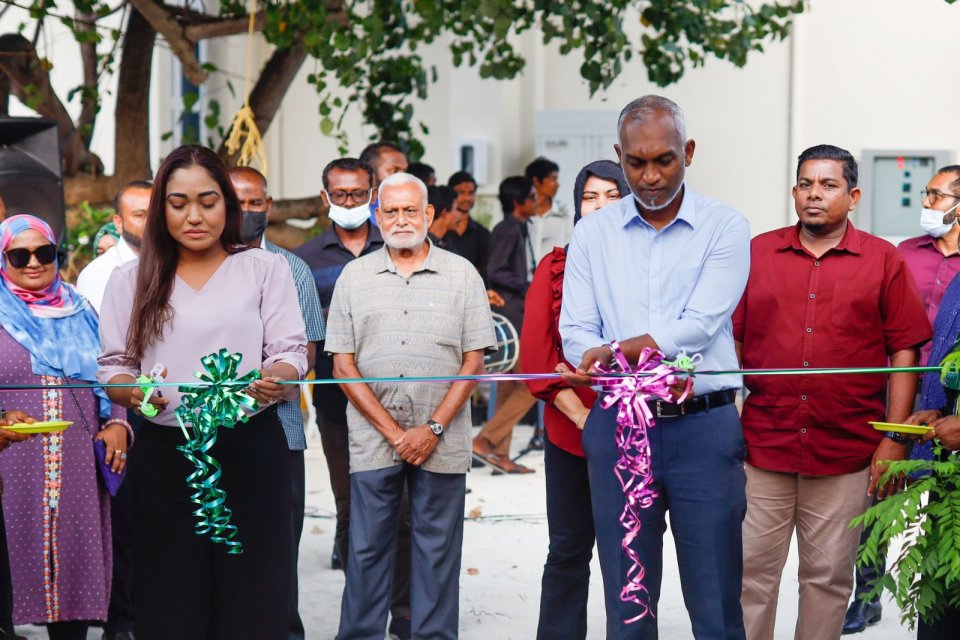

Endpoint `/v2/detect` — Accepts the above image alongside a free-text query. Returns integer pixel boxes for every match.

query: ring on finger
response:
[120,452,127,460]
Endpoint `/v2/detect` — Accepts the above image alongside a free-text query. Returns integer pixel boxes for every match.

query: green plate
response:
[869,421,932,435]
[2,420,72,434]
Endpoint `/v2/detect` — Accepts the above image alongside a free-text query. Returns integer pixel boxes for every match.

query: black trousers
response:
[316,411,411,618]
[0,499,12,638]
[288,450,305,640]
[536,436,595,640]
[105,410,142,635]
[919,606,960,639]
[134,409,291,640]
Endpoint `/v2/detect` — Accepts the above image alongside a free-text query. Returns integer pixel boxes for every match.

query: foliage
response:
[65,200,114,265]
[10,0,809,166]
[256,0,806,159]
[852,446,960,629]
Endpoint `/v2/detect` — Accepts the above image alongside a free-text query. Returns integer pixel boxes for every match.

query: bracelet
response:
[102,418,135,448]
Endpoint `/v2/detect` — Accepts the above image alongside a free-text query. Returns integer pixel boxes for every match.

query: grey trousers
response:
[338,464,466,640]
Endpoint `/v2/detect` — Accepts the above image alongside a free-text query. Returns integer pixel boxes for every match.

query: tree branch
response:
[113,8,157,186]
[184,11,266,41]
[127,0,206,86]
[218,42,308,166]
[0,33,99,175]
[76,9,99,147]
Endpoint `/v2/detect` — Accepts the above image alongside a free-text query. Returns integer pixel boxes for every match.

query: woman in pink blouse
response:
[98,145,307,640]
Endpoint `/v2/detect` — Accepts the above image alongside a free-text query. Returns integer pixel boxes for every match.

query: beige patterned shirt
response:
[324,242,496,474]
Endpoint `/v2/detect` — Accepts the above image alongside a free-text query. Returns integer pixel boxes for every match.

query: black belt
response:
[647,389,737,418]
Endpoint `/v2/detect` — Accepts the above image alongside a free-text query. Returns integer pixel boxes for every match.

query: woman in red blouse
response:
[521,160,628,640]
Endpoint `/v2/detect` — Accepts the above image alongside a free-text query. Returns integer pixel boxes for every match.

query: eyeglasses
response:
[326,189,371,206]
[920,188,960,206]
[4,244,57,269]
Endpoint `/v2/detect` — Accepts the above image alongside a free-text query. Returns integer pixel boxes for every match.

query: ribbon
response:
[174,349,261,554]
[594,342,691,623]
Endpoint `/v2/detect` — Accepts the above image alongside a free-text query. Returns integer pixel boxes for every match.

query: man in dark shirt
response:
[294,158,413,640]
[427,185,459,253]
[472,177,538,474]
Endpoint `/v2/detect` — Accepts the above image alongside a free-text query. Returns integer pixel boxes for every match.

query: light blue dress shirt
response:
[559,185,750,395]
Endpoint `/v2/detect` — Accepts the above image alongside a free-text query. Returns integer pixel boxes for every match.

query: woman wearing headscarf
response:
[520,160,628,639]
[0,214,131,640]
[98,144,306,640]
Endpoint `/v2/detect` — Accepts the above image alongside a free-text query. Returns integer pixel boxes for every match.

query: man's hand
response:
[0,410,36,451]
[487,290,505,307]
[925,415,960,451]
[868,438,909,498]
[394,425,440,466]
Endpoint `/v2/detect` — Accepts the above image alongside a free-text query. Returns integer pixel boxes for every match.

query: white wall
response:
[5,0,960,237]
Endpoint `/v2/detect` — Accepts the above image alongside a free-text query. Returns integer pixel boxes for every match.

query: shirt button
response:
[406,280,410,285]
[806,327,812,333]
[801,395,807,401]
[803,361,809,367]
[801,428,807,434]
[401,341,406,346]
[403,310,408,315]
[814,261,820,267]
[809,293,816,299]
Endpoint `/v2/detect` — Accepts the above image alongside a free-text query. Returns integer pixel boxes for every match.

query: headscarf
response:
[572,159,631,225]
[0,214,111,418]
[93,221,120,252]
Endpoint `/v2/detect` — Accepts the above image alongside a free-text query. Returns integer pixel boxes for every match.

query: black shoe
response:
[103,632,136,640]
[527,433,545,451]
[388,615,411,640]
[842,598,882,634]
[330,545,342,571]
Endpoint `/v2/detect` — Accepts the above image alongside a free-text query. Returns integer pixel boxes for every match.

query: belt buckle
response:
[678,401,686,417]
[656,402,663,418]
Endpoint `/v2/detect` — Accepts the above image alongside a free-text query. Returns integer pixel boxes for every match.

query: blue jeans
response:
[583,401,746,640]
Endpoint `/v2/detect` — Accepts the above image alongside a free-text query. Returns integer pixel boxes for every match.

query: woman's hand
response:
[246,373,287,406]
[905,409,943,426]
[0,410,35,451]
[94,423,129,474]
[129,384,169,416]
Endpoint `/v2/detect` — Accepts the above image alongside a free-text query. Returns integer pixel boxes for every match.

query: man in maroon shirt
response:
[733,144,931,640]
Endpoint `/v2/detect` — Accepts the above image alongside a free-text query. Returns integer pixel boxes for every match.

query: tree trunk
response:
[113,8,157,187]
[218,43,308,168]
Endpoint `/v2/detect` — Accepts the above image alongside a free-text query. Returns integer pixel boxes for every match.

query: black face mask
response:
[240,210,268,243]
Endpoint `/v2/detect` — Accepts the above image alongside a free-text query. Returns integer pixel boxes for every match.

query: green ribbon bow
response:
[174,349,261,554]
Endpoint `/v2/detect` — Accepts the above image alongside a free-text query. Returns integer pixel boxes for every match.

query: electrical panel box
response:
[535,111,620,215]
[858,149,954,243]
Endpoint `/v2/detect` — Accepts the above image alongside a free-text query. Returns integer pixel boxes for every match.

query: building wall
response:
[3,0,959,238]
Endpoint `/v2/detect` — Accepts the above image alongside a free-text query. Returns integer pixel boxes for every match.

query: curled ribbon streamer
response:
[594,342,692,623]
[174,349,261,554]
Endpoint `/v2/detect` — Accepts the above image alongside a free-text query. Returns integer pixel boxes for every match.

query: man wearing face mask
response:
[840,165,960,634]
[228,166,324,640]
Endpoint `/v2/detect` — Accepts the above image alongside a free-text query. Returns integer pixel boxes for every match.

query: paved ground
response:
[17,424,915,639]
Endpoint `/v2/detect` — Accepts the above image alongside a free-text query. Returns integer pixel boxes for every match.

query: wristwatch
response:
[427,419,444,438]
[884,430,909,445]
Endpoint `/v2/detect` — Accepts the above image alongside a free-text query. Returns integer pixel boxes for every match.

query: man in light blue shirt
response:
[559,95,750,639]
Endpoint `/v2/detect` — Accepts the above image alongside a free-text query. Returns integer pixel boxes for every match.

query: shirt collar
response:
[320,222,383,251]
[376,237,439,275]
[115,237,139,264]
[619,183,696,230]
[777,220,862,255]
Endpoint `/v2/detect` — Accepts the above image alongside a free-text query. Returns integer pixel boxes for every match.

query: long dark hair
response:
[125,144,246,359]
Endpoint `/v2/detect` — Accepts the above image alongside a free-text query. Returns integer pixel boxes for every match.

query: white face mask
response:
[325,192,370,230]
[920,202,960,238]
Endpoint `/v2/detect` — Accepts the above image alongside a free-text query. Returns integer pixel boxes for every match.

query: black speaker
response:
[0,117,65,244]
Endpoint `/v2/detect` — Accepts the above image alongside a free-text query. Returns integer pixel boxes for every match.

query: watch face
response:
[429,421,443,435]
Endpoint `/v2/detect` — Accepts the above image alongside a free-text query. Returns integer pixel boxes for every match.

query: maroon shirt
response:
[732,222,931,476]
[896,234,960,365]
[520,247,596,457]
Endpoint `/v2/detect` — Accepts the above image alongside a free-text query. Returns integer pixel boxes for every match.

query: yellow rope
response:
[224,0,268,175]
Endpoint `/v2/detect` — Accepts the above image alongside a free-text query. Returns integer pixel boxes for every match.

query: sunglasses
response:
[4,244,58,269]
